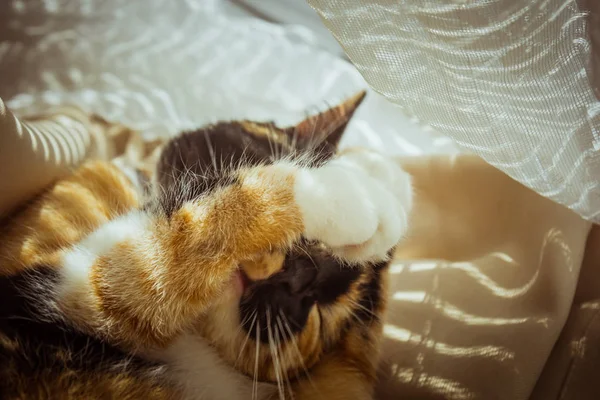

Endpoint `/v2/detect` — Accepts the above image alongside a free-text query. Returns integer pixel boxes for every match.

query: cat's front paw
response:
[294,149,413,263]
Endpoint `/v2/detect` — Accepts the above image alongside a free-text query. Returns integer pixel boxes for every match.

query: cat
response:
[0,91,413,400]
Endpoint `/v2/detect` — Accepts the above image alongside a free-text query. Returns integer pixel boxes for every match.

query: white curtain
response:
[0,0,451,156]
[308,0,600,222]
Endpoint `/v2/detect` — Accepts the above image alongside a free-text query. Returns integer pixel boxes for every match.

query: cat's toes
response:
[294,164,380,248]
[294,149,413,263]
[332,189,406,263]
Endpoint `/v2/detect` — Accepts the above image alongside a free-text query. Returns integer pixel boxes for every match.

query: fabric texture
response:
[0,100,105,218]
[308,0,600,223]
[382,155,592,399]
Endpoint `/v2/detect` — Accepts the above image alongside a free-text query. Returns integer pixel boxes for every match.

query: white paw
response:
[294,149,413,263]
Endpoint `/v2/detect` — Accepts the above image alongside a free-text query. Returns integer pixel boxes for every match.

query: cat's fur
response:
[0,92,413,399]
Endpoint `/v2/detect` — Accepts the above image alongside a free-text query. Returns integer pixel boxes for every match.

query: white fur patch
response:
[156,333,276,400]
[59,211,152,296]
[293,150,413,263]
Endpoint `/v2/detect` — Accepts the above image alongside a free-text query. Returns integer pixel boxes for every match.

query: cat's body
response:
[0,92,413,399]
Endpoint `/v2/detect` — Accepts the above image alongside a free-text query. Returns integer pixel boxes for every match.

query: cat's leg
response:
[52,163,305,348]
[51,149,411,349]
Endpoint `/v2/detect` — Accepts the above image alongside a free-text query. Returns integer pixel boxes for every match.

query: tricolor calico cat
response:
[0,92,413,399]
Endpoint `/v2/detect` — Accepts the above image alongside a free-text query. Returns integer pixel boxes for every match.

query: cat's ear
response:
[284,91,366,152]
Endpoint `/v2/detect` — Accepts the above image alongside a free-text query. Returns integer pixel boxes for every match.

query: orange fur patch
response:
[0,161,140,276]
[240,251,286,281]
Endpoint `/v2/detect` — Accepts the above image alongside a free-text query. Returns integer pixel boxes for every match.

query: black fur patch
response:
[355,264,386,324]
[0,266,163,395]
[155,122,291,217]
[154,120,335,217]
[239,246,364,343]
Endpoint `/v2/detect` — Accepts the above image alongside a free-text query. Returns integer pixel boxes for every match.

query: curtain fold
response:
[308,0,600,222]
[0,99,100,218]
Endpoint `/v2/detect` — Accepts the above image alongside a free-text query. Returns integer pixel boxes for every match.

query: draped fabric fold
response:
[308,0,600,222]
[0,99,103,218]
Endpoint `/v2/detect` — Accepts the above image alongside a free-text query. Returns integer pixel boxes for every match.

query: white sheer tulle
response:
[0,0,453,160]
[308,0,600,222]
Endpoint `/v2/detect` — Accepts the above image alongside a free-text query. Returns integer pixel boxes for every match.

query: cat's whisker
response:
[271,136,279,162]
[348,298,375,315]
[267,307,285,400]
[265,125,281,161]
[237,145,251,171]
[347,298,377,324]
[337,301,374,332]
[201,129,219,173]
[347,309,368,328]
[275,315,295,400]
[252,321,260,400]
[295,245,319,271]
[265,128,277,162]
[235,311,257,367]
[290,122,299,151]
[238,307,257,329]
[278,310,319,394]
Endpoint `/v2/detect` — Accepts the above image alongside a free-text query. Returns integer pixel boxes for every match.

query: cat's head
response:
[156,91,388,384]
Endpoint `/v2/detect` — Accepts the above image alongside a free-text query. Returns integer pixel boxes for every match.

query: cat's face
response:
[156,91,389,383]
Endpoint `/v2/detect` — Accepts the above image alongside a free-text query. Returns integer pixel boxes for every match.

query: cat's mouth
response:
[234,267,274,300]
[231,268,252,298]
[233,252,288,299]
